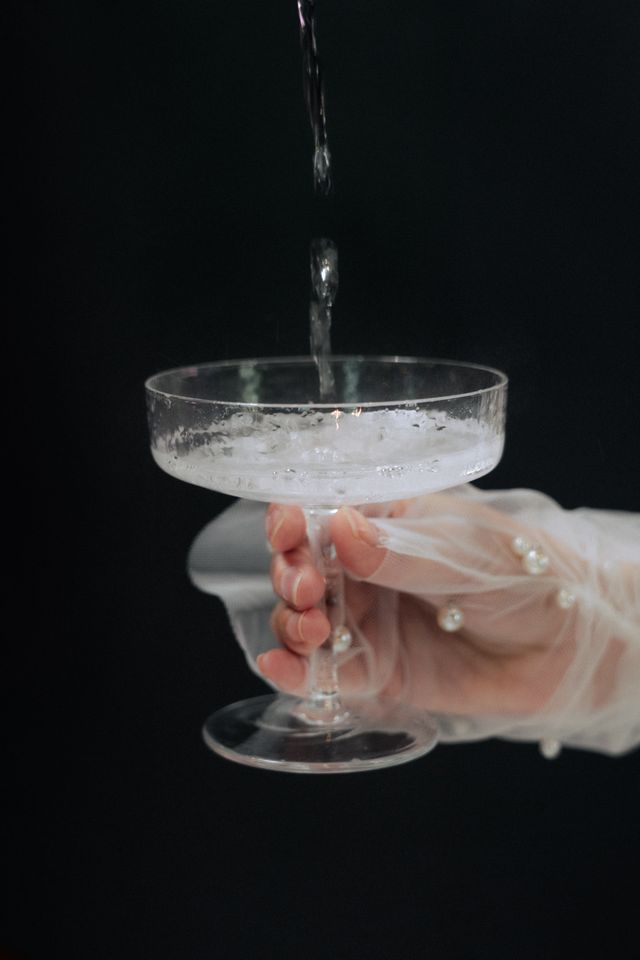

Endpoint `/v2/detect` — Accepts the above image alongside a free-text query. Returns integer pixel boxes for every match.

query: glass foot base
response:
[202,694,438,774]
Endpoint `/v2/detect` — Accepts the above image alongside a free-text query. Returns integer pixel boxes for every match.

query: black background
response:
[7,1,640,958]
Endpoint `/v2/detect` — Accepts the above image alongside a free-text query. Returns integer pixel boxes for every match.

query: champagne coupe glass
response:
[145,356,507,773]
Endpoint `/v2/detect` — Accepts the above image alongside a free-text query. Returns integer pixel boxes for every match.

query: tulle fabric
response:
[188,485,640,756]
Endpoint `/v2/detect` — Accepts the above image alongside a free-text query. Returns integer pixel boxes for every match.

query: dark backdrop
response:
[8,1,640,958]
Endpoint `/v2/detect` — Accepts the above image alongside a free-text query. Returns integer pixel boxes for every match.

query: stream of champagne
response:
[297,2,338,400]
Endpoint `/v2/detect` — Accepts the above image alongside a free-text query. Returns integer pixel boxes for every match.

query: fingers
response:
[259,604,330,694]
[262,502,389,696]
[266,503,386,650]
[331,506,388,580]
[270,602,331,655]
[256,648,308,695]
[270,550,326,610]
[266,502,389,582]
[260,596,399,699]
[259,604,331,694]
[265,504,306,553]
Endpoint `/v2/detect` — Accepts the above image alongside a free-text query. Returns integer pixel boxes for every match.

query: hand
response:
[261,494,593,717]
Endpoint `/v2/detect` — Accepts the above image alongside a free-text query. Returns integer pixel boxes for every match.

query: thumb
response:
[331,506,388,579]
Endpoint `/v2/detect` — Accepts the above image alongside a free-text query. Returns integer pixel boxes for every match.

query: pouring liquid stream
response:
[309,238,338,401]
[297,0,332,195]
[296,4,339,402]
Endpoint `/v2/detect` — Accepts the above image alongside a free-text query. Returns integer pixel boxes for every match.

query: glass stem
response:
[300,507,351,725]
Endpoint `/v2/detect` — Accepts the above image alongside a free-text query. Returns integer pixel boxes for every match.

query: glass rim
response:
[145,355,508,409]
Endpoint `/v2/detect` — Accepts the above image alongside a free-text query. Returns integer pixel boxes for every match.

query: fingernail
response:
[280,567,304,606]
[343,506,379,547]
[256,653,268,674]
[297,610,309,643]
[266,506,285,543]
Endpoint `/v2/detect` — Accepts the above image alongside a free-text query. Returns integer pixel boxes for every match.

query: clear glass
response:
[145,356,507,773]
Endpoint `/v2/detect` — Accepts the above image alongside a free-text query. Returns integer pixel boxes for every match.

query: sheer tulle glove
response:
[262,486,640,756]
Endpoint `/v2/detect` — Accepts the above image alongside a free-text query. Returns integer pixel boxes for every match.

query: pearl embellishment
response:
[332,625,352,653]
[511,537,550,576]
[437,603,465,633]
[539,738,562,759]
[557,588,576,610]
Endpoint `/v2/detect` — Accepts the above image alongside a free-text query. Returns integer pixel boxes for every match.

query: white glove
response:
[189,485,640,756]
